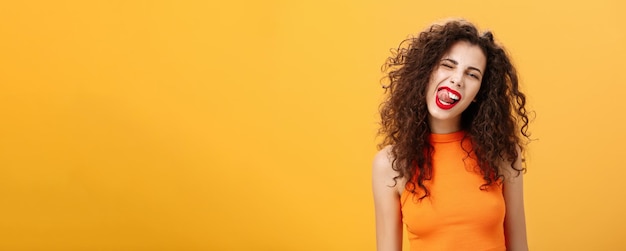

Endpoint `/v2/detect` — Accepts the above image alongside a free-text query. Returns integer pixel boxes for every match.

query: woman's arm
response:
[502,149,529,251]
[372,146,403,251]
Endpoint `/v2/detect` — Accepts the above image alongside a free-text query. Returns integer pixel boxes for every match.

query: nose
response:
[449,70,463,87]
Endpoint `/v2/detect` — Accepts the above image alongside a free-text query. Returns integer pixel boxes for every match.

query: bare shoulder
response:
[373,145,393,170]
[372,145,404,195]
[502,145,524,184]
[372,145,395,179]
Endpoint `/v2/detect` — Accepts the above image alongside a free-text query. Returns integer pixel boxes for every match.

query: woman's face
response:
[425,40,486,133]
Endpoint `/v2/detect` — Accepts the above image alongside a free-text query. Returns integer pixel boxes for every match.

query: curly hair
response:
[378,19,530,200]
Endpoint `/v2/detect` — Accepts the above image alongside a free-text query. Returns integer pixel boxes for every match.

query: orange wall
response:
[1,0,625,250]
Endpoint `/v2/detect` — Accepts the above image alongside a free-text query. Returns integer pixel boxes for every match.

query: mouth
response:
[435,87,462,110]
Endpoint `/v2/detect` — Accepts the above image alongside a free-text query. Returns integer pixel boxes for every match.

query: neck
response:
[428,117,462,134]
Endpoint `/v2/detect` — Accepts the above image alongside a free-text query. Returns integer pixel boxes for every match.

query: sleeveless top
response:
[400,131,506,251]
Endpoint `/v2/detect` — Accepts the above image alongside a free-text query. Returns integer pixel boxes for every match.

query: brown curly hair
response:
[378,19,530,199]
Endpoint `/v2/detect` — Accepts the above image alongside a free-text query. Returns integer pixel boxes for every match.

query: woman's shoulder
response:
[372,145,404,195]
[372,145,394,172]
[501,145,525,182]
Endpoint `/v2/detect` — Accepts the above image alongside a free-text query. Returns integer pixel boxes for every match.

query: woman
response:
[372,19,530,251]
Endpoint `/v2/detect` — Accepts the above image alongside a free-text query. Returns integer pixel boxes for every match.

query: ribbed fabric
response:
[401,131,506,251]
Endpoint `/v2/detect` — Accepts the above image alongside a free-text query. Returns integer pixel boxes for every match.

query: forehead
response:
[442,41,486,71]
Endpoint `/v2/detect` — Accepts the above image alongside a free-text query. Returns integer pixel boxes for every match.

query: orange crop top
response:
[400,131,506,251]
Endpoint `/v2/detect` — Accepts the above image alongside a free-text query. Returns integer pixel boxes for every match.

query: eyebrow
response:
[442,58,483,74]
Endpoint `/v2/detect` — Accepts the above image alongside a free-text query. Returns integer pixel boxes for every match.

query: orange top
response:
[400,131,506,251]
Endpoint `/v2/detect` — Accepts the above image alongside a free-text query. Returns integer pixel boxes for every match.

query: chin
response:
[427,105,468,122]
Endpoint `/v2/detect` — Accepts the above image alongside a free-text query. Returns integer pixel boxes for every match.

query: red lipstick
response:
[435,87,462,110]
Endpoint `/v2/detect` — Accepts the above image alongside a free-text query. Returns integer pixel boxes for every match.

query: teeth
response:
[448,92,459,101]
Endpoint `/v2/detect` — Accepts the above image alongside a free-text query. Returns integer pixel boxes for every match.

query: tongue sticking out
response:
[437,89,455,103]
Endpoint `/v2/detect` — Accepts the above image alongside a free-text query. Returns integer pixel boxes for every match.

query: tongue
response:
[437,89,454,103]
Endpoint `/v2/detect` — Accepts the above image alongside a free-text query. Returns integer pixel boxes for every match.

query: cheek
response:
[467,83,482,100]
[427,73,445,93]
[425,81,438,96]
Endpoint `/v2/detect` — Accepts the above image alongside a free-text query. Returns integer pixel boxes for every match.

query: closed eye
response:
[441,58,457,69]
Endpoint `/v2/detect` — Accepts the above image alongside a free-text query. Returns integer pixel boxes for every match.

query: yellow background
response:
[0,0,624,250]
